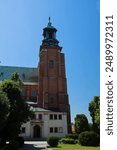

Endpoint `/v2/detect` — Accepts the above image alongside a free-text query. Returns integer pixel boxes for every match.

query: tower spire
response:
[49,17,51,23]
[48,17,52,27]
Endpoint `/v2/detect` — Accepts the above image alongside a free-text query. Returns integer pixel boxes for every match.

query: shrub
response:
[16,136,24,148]
[9,140,19,150]
[79,131,99,146]
[0,145,11,150]
[65,134,79,140]
[47,136,59,147]
[60,138,76,144]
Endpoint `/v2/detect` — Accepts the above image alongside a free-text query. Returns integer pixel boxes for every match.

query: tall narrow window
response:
[54,114,57,120]
[54,127,58,133]
[31,89,36,97]
[38,114,42,120]
[21,89,25,96]
[21,127,26,133]
[49,33,53,39]
[50,97,54,104]
[50,127,53,133]
[32,114,36,119]
[49,60,54,69]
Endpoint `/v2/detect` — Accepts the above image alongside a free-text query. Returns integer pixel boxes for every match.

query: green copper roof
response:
[31,106,65,113]
[0,66,38,82]
[32,107,50,112]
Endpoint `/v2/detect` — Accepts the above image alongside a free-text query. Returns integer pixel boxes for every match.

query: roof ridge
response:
[0,65,37,69]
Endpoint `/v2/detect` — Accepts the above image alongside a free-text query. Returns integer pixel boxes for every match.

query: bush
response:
[9,140,19,150]
[79,131,99,146]
[16,136,24,148]
[65,134,79,140]
[60,138,76,144]
[0,145,11,150]
[47,136,59,147]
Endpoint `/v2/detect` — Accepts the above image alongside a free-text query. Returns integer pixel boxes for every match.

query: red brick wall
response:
[22,84,38,102]
[38,45,71,132]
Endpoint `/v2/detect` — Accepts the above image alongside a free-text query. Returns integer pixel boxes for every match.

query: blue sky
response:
[0,0,100,122]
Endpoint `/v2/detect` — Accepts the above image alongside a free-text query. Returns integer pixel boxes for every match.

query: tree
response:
[89,96,100,134]
[0,90,10,132]
[74,114,89,134]
[0,74,33,147]
[11,72,23,87]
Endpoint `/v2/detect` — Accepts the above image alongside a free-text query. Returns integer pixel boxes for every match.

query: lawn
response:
[51,144,100,150]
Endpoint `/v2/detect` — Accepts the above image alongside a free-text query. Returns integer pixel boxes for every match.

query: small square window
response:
[54,114,57,120]
[50,114,53,120]
[50,127,53,133]
[59,114,62,120]
[59,127,63,133]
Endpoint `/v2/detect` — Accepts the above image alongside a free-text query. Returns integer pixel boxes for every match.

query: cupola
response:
[42,17,59,46]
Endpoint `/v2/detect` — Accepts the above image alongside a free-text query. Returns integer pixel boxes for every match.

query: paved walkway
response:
[19,141,51,150]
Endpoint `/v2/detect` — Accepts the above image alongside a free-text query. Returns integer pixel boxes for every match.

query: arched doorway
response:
[33,125,41,138]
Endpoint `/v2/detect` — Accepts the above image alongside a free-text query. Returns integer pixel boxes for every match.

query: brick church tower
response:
[38,18,71,132]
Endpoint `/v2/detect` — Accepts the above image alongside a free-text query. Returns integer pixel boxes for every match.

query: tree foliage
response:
[89,96,100,134]
[74,114,89,134]
[79,131,99,146]
[0,72,33,147]
[11,72,23,87]
[0,90,10,132]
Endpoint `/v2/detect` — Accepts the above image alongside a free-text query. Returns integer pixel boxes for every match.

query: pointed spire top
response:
[47,17,52,27]
[49,17,51,23]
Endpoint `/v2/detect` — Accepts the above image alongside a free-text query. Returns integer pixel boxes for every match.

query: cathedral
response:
[0,19,71,138]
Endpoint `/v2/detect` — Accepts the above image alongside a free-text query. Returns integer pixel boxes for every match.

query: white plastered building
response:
[20,107,68,139]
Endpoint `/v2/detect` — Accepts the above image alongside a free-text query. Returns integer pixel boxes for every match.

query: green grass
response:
[51,144,100,150]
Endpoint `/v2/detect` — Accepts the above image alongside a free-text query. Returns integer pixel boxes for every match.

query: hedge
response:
[47,136,59,147]
[65,134,79,140]
[79,131,99,146]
